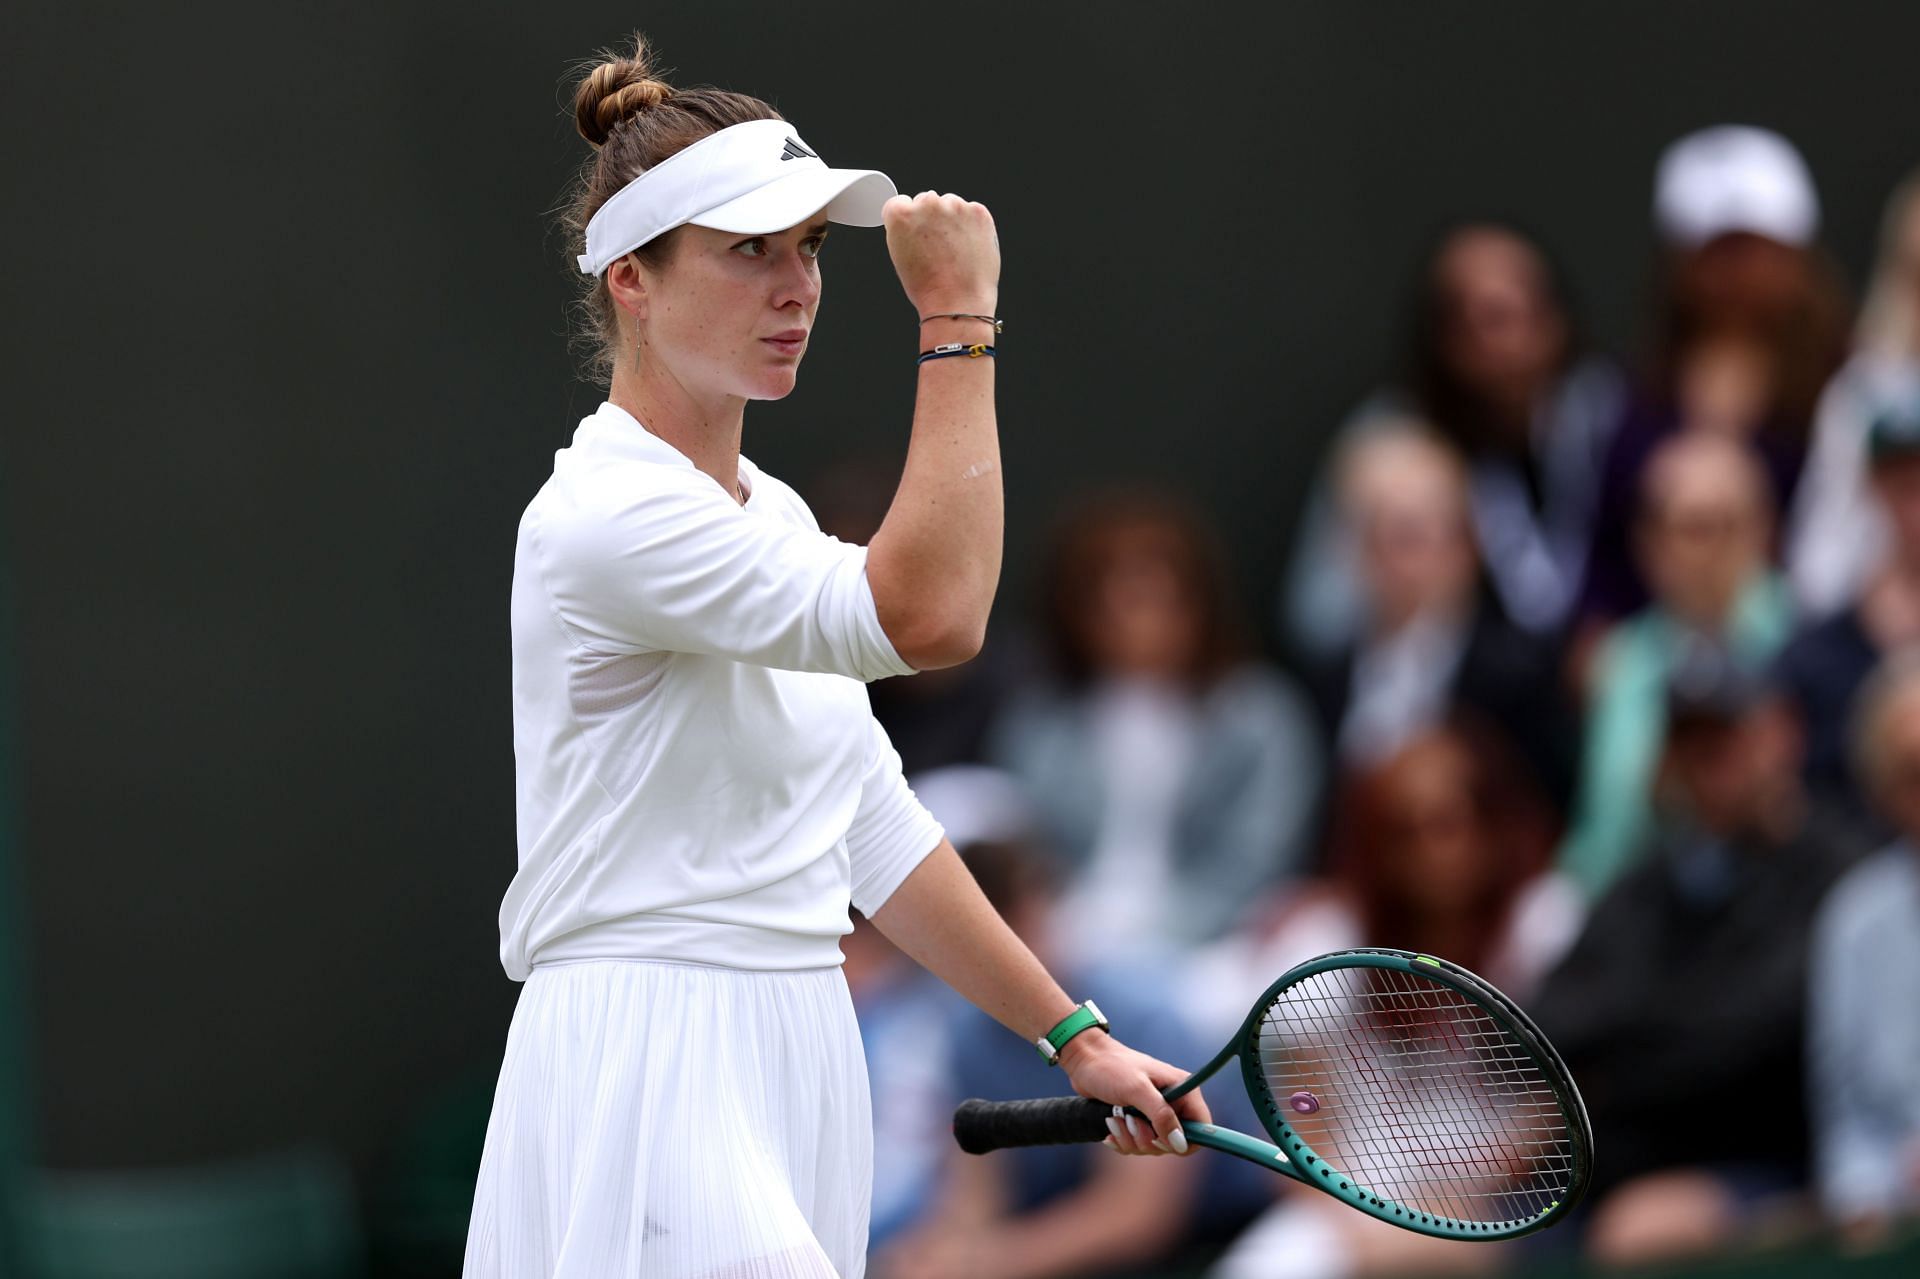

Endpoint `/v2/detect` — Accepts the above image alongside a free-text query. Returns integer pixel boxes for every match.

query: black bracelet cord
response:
[917,342,996,366]
[919,312,1003,333]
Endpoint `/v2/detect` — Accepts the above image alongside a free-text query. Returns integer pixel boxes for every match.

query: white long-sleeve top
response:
[499,401,945,979]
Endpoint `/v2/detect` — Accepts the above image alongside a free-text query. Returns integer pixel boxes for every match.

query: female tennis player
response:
[462,36,1210,1279]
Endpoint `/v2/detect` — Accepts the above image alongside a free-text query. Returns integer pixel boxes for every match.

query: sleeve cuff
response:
[851,558,920,681]
[850,822,945,917]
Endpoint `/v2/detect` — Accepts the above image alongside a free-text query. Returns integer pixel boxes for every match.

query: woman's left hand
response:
[1057,1031,1211,1156]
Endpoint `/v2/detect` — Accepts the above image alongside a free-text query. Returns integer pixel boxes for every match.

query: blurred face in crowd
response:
[1661,702,1799,837]
[1666,233,1821,343]
[1375,736,1491,919]
[1432,226,1569,423]
[1866,677,1920,840]
[1871,452,1920,569]
[1636,436,1772,628]
[1676,331,1775,437]
[1343,432,1479,631]
[1083,524,1204,679]
[1660,231,1846,432]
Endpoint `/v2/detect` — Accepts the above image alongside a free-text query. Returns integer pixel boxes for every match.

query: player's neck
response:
[611,362,748,504]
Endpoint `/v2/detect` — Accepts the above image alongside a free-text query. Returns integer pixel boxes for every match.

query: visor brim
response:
[689,168,897,235]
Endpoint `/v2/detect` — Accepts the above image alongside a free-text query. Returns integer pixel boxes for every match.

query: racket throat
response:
[1185,1122,1296,1172]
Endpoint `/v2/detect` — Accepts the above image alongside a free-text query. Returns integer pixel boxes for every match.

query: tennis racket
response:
[953,947,1592,1241]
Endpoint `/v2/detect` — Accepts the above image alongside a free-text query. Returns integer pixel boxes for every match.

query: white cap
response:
[578,118,896,275]
[1654,124,1819,249]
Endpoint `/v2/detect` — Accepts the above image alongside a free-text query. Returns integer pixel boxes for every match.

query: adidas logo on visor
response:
[780,137,818,161]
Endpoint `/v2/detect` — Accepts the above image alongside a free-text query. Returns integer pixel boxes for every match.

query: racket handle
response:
[952,1096,1116,1154]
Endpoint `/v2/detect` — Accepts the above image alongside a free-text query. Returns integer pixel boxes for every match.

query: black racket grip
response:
[953,1096,1115,1154]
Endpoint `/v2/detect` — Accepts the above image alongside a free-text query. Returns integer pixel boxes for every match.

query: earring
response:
[622,254,645,373]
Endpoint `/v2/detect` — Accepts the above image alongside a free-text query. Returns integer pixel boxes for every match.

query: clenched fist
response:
[881,191,999,318]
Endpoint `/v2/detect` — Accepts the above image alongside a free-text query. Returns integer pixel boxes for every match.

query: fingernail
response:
[1151,1138,1171,1153]
[1105,1117,1124,1143]
[1125,1116,1147,1145]
[1103,1135,1117,1149]
[1170,1128,1189,1154]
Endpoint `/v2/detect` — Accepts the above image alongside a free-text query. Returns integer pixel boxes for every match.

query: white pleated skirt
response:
[463,959,873,1279]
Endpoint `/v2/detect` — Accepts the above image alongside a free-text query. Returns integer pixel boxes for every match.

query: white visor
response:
[577,118,896,275]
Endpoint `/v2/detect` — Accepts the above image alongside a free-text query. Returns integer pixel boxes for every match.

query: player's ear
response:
[605,252,650,323]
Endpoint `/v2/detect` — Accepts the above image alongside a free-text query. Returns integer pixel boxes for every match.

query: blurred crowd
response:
[843,126,1920,1278]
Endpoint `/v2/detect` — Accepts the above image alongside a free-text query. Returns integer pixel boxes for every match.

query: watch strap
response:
[1035,999,1109,1065]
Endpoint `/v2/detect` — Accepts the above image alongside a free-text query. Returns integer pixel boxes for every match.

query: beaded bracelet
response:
[917,342,997,366]
[919,312,1004,334]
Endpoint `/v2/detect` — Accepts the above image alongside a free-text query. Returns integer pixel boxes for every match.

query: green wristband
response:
[1035,999,1109,1065]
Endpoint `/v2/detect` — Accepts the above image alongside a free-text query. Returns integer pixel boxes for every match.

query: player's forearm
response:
[869,841,1075,1042]
[867,320,1001,670]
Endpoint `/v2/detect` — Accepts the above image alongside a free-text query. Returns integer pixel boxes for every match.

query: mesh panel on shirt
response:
[568,649,673,795]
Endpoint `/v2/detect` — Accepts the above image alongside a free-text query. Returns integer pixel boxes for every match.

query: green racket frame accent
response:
[1163,948,1592,1241]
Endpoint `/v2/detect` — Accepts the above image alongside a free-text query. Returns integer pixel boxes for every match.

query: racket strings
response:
[1256,967,1575,1225]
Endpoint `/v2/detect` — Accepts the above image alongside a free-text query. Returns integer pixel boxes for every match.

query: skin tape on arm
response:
[960,460,999,481]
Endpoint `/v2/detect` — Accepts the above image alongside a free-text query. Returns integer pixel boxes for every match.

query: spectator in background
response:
[1283,222,1625,659]
[989,491,1322,967]
[1559,433,1792,897]
[1305,425,1579,808]
[1809,652,1920,1245]
[873,839,1203,1279]
[1789,168,1920,619]
[1581,125,1848,624]
[1777,390,1920,813]
[1533,646,1864,1268]
[1319,722,1577,996]
[1202,721,1575,1279]
[1188,720,1577,1060]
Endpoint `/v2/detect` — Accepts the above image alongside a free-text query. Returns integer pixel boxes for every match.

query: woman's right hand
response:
[882,191,999,318]
[1058,1030,1210,1155]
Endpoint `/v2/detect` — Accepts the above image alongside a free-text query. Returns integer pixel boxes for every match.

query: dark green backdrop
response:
[3,1,1916,1177]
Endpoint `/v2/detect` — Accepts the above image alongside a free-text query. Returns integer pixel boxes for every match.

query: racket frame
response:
[1187,946,1593,1240]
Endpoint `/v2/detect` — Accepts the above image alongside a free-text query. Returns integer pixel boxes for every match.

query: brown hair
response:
[1038,488,1249,691]
[1411,221,1580,451]
[1652,232,1849,437]
[957,839,1059,918]
[1320,718,1558,976]
[561,33,783,381]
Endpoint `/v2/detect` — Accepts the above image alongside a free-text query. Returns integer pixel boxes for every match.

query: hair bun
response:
[574,38,675,148]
